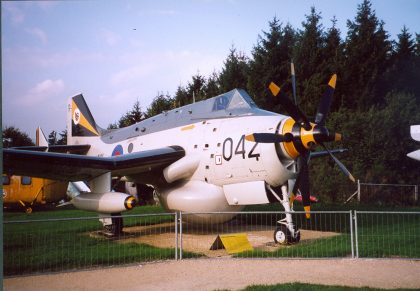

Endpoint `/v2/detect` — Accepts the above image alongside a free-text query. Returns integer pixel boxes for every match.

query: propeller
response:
[268,82,311,130]
[291,60,297,105]
[246,73,355,219]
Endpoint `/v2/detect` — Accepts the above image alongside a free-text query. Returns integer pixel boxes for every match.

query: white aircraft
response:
[3,74,354,243]
[407,125,420,161]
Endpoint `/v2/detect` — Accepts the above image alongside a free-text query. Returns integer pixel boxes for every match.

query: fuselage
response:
[69,89,298,219]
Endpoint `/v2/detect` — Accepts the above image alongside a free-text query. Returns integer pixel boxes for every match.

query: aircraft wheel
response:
[274,225,291,245]
[25,207,33,214]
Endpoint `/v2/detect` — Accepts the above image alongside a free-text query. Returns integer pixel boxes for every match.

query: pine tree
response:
[322,17,344,112]
[57,130,67,145]
[3,126,34,147]
[204,71,221,98]
[248,18,296,110]
[219,46,249,93]
[385,26,419,95]
[48,130,58,145]
[343,0,391,110]
[174,85,189,107]
[145,92,174,118]
[118,100,144,128]
[294,6,326,115]
[187,72,206,102]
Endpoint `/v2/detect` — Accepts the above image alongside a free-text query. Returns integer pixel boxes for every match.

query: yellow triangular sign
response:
[210,233,253,254]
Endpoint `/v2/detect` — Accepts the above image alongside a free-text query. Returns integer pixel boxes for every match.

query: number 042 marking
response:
[222,135,260,161]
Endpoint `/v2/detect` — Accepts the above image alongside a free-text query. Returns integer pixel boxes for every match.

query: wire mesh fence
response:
[357,182,418,205]
[3,213,179,276]
[354,211,420,259]
[3,210,420,276]
[179,211,354,259]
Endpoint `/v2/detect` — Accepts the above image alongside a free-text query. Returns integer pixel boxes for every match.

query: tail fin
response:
[67,94,102,143]
[36,127,49,146]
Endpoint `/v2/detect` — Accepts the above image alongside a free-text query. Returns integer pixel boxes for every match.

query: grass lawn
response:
[3,205,199,276]
[241,282,414,291]
[3,203,419,275]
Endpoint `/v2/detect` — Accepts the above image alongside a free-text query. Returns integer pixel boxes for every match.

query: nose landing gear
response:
[267,184,301,245]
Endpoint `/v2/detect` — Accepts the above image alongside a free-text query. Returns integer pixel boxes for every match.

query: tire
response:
[274,225,291,245]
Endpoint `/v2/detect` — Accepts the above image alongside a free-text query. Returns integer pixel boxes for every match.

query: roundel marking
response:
[128,143,134,153]
[73,108,81,125]
[112,145,124,156]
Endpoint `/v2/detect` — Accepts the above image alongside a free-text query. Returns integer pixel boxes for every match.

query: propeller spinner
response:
[246,74,355,219]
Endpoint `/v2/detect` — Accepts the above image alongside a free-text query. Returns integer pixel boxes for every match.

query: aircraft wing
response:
[3,146,185,181]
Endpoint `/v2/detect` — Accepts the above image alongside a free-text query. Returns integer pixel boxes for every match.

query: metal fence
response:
[3,213,179,276]
[179,211,354,259]
[348,181,419,205]
[354,211,420,259]
[3,210,420,276]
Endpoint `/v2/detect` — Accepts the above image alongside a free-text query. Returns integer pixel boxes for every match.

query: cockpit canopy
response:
[211,89,257,112]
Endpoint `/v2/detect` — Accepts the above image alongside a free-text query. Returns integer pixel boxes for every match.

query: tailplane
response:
[36,127,48,147]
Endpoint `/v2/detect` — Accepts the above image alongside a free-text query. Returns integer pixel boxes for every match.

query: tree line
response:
[4,0,419,203]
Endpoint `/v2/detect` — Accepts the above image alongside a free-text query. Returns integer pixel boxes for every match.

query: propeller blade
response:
[269,82,312,130]
[292,154,311,219]
[321,143,356,183]
[245,133,292,143]
[315,74,337,126]
[291,61,297,105]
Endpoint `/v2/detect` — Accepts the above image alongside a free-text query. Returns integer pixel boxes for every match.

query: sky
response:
[2,0,419,141]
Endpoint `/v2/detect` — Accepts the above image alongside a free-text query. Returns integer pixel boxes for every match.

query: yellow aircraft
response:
[2,174,68,213]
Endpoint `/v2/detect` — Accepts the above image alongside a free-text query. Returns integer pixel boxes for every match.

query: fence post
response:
[354,210,359,258]
[179,212,183,260]
[357,179,361,202]
[349,210,354,258]
[175,212,178,260]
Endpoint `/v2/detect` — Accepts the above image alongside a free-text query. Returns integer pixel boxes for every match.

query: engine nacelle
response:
[158,180,243,224]
[71,192,136,213]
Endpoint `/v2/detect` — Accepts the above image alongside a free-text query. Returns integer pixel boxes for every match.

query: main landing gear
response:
[99,213,123,237]
[267,184,300,245]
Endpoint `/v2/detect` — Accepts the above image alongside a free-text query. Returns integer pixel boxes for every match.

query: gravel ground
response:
[4,259,420,290]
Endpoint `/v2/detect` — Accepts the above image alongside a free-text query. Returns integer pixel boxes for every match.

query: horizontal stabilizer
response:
[36,127,48,147]
[10,144,91,155]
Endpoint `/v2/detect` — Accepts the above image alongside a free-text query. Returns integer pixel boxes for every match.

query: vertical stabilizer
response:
[67,94,102,145]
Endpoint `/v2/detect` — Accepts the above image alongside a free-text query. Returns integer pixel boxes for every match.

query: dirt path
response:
[105,222,340,257]
[4,259,420,290]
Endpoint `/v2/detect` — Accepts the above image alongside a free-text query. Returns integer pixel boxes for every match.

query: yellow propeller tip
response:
[335,133,342,141]
[245,135,255,142]
[269,82,281,96]
[304,206,311,219]
[328,74,337,89]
